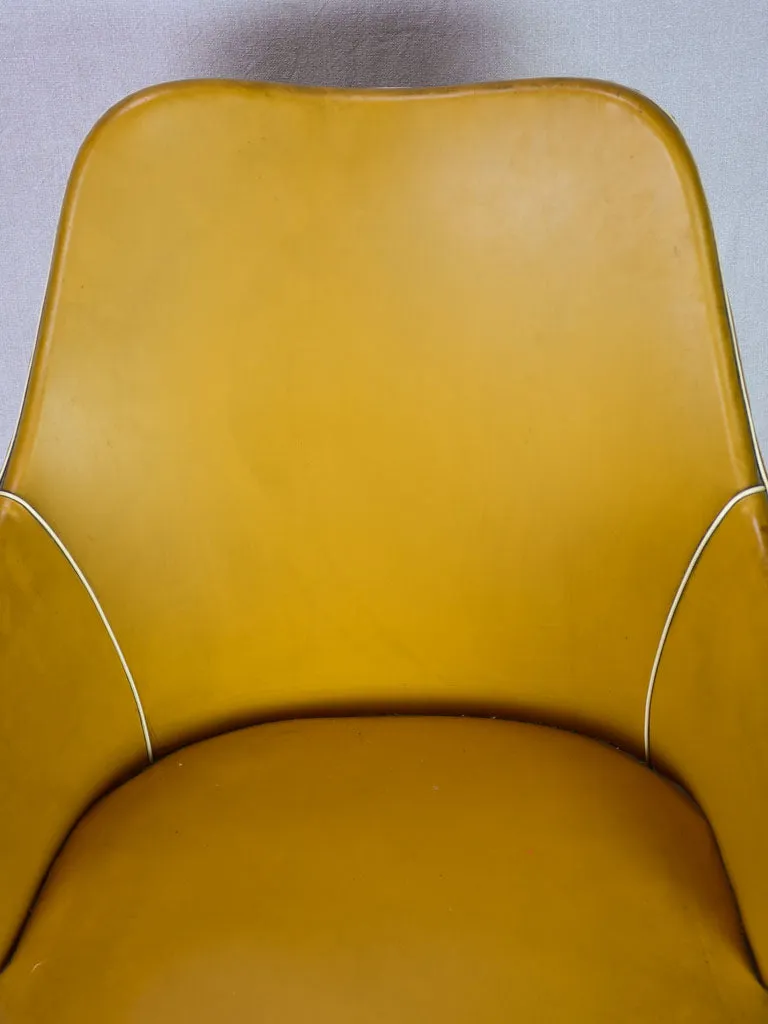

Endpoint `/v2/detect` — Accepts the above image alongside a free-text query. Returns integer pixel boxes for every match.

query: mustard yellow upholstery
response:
[1,718,766,1023]
[0,497,147,952]
[0,78,767,1019]
[652,491,768,981]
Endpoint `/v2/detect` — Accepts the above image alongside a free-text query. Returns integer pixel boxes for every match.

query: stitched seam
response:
[0,490,153,763]
[643,484,765,765]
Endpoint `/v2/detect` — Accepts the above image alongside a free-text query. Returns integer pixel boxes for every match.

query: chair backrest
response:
[3,79,760,759]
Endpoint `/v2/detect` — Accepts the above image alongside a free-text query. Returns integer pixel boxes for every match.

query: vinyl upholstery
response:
[2,80,759,756]
[1,718,766,1023]
[0,79,766,1017]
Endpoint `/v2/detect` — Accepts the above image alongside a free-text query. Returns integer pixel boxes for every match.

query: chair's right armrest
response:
[651,488,768,981]
[0,494,147,963]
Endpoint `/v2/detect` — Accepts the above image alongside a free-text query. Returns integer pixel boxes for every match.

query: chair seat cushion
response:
[1,717,765,1022]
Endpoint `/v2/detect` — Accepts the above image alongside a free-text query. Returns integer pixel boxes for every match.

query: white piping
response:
[643,484,766,764]
[0,490,153,763]
[724,291,768,490]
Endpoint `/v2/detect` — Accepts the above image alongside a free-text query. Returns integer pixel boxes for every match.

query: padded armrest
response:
[0,496,148,960]
[652,489,768,979]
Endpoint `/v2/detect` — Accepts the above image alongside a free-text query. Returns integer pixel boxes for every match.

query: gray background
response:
[1,0,766,465]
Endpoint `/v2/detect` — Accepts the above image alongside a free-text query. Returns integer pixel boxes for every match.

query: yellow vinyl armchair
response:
[1,78,768,1022]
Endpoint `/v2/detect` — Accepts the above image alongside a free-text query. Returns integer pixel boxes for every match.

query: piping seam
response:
[643,483,765,765]
[0,490,153,763]
[724,291,768,490]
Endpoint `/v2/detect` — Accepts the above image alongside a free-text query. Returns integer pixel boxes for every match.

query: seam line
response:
[0,490,153,763]
[724,291,768,490]
[643,484,765,765]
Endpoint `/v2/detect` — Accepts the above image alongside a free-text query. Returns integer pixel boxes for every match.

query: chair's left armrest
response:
[0,495,147,963]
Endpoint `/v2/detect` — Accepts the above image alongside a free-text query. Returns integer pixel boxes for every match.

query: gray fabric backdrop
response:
[1,0,766,464]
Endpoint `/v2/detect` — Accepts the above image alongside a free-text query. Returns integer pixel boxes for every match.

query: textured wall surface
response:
[1,1,766,463]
